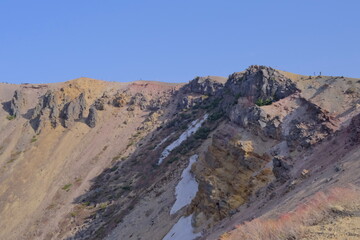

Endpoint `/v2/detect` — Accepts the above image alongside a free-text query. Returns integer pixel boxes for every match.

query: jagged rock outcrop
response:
[62,93,86,128]
[178,96,204,109]
[272,156,292,183]
[285,99,338,149]
[129,93,148,110]
[183,76,225,96]
[9,90,24,117]
[112,92,130,107]
[93,98,106,111]
[191,126,273,224]
[31,91,89,132]
[225,65,298,102]
[229,105,282,139]
[86,106,98,128]
[31,90,59,132]
[348,113,360,144]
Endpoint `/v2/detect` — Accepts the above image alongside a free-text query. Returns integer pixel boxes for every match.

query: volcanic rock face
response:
[86,105,98,128]
[31,90,60,132]
[178,76,226,110]
[226,65,298,102]
[112,92,131,107]
[347,112,360,144]
[1,66,360,240]
[192,126,273,223]
[229,105,282,139]
[184,76,225,96]
[9,90,24,117]
[272,155,292,183]
[62,93,86,128]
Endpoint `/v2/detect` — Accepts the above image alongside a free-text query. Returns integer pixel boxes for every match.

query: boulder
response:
[272,156,292,183]
[86,106,98,128]
[62,93,86,128]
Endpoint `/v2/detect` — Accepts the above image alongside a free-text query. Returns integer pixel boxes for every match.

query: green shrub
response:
[6,115,15,120]
[110,166,118,172]
[99,203,107,209]
[255,98,273,106]
[62,183,72,192]
[209,111,225,122]
[122,185,131,191]
[31,136,37,143]
[167,157,179,164]
[194,127,211,139]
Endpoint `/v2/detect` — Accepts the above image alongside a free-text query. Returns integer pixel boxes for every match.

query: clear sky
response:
[0,0,359,84]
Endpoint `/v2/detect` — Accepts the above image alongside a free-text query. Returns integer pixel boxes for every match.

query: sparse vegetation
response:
[62,183,72,192]
[220,187,360,240]
[208,110,225,122]
[110,166,118,172]
[167,156,179,164]
[121,185,131,191]
[99,203,108,209]
[345,87,357,94]
[31,136,37,143]
[194,126,211,139]
[6,151,21,164]
[6,115,15,120]
[255,98,273,106]
[81,201,91,207]
[112,154,122,161]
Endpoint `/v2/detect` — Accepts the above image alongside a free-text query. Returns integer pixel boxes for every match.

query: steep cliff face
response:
[1,66,360,240]
[191,124,275,225]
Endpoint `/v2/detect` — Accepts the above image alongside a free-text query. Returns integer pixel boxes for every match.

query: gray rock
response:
[229,105,282,139]
[86,106,98,128]
[9,90,24,117]
[62,93,86,128]
[31,90,59,132]
[129,93,148,110]
[285,99,337,150]
[94,98,106,111]
[272,156,292,183]
[183,76,225,96]
[224,65,298,105]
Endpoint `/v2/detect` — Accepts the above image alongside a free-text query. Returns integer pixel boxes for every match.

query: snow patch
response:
[162,214,201,240]
[157,114,208,165]
[170,154,199,214]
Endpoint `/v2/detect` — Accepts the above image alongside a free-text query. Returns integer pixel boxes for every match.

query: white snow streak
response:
[170,154,199,214]
[162,214,201,240]
[157,114,208,165]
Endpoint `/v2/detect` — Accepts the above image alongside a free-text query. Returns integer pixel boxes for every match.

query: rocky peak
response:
[225,65,298,103]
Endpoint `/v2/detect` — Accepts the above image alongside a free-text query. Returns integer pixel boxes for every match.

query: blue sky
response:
[0,0,359,84]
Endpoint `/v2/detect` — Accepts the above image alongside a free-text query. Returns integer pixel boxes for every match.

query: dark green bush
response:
[194,127,211,139]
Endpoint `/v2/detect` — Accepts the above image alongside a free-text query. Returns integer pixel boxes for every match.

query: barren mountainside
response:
[1,66,360,240]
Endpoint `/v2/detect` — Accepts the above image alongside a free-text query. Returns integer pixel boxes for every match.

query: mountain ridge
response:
[1,65,360,240]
